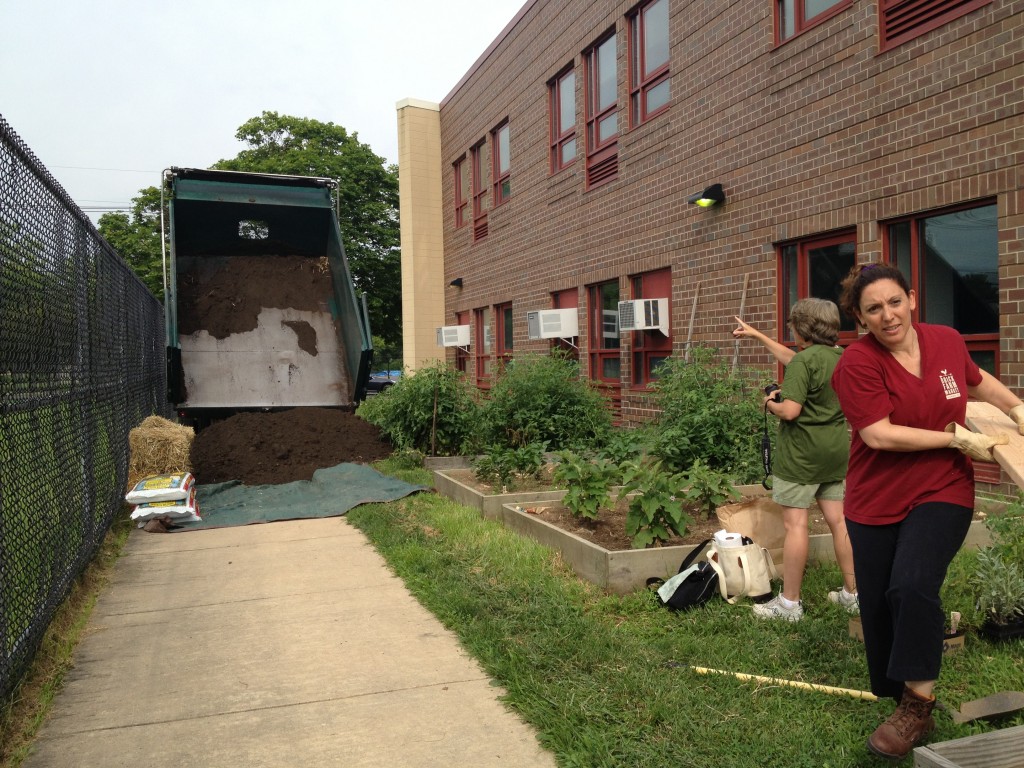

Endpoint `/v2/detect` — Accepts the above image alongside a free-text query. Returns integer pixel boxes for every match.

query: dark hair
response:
[838,263,910,322]
[789,298,840,346]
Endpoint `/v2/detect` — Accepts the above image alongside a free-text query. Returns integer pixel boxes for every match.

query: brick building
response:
[397,0,1023,450]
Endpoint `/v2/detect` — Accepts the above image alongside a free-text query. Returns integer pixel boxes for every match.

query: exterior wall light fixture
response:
[686,183,725,208]
[449,277,464,288]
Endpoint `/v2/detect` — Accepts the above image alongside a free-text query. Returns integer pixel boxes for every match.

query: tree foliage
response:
[97,186,164,299]
[212,112,401,346]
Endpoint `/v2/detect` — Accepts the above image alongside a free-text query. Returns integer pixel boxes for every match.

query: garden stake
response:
[688,665,878,702]
[732,273,750,374]
[684,282,700,362]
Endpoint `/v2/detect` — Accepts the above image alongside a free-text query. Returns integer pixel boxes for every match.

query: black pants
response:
[846,502,972,700]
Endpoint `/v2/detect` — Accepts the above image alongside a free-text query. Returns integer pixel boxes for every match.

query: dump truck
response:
[162,167,373,428]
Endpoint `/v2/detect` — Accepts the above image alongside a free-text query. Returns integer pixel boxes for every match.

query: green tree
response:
[97,186,164,299]
[212,112,402,347]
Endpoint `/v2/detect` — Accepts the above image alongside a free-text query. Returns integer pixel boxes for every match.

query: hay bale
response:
[128,415,195,491]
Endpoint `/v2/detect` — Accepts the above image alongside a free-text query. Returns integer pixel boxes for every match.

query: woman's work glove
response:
[945,422,1008,461]
[1008,404,1024,435]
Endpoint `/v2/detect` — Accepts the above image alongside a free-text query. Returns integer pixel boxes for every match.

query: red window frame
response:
[474,306,492,387]
[779,230,859,348]
[882,200,1000,374]
[584,31,619,189]
[629,269,672,387]
[453,156,469,228]
[495,302,513,369]
[471,140,488,241]
[629,0,670,127]
[492,121,511,208]
[587,280,621,384]
[549,65,577,173]
[879,0,991,52]
[775,0,851,45]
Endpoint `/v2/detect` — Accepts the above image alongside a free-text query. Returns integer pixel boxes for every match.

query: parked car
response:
[365,370,401,395]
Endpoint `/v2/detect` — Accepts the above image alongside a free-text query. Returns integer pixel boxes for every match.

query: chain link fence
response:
[0,114,171,700]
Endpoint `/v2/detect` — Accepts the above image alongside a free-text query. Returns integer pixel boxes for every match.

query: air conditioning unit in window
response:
[526,308,579,340]
[618,298,669,335]
[436,324,471,347]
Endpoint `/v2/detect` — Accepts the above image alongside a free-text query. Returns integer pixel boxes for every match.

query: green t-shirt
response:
[774,344,849,484]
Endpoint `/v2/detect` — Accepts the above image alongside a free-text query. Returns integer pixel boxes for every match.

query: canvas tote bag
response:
[706,535,777,604]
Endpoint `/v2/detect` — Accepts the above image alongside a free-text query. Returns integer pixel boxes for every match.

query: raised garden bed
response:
[913,723,1024,767]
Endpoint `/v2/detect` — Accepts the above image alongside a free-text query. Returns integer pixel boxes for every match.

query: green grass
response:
[348,464,1024,768]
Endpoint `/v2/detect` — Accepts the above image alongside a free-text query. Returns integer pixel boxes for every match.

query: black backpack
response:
[646,539,720,611]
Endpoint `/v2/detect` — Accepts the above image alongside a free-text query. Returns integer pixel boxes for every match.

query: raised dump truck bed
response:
[163,168,372,426]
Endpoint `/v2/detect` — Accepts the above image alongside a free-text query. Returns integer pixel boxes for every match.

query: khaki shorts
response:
[772,477,845,509]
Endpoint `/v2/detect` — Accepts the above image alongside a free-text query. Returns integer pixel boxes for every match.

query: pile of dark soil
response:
[190,407,393,486]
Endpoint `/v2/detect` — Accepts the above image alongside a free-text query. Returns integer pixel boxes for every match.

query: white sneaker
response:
[752,594,804,622]
[828,588,859,614]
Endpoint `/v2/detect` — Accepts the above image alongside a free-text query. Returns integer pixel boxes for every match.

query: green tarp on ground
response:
[173,463,425,530]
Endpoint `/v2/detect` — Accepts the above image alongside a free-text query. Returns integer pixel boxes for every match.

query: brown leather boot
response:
[867,686,936,760]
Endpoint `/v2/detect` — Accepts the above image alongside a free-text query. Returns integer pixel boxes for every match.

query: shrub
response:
[619,459,693,549]
[552,450,619,521]
[968,494,1024,625]
[473,441,549,491]
[476,353,613,451]
[647,345,767,483]
[356,362,479,456]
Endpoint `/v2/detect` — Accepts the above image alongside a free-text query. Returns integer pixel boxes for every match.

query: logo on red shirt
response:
[940,369,961,400]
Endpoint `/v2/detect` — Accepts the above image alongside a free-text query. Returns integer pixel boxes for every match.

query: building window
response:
[585,32,618,189]
[455,310,470,373]
[780,231,858,345]
[629,0,670,127]
[879,0,992,52]
[549,65,577,173]
[453,156,469,228]
[474,306,492,386]
[492,122,511,207]
[552,288,579,359]
[471,140,488,241]
[588,280,621,383]
[776,0,850,44]
[630,268,672,387]
[886,202,999,373]
[495,302,513,368]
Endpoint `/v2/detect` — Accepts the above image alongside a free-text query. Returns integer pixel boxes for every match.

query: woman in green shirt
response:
[733,298,857,622]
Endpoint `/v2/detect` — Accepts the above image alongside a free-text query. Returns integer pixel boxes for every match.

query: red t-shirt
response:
[831,323,982,525]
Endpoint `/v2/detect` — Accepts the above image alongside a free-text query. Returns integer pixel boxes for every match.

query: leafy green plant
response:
[647,345,765,484]
[356,361,480,456]
[618,459,693,549]
[552,450,619,521]
[678,458,740,520]
[969,495,1024,626]
[595,427,651,465]
[473,441,549,491]
[476,353,612,451]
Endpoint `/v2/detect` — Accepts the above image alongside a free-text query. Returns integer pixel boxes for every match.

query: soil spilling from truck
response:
[190,408,393,485]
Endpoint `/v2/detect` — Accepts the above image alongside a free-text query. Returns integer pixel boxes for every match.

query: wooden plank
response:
[731,273,750,374]
[965,402,1024,491]
[914,724,1024,768]
[684,282,700,362]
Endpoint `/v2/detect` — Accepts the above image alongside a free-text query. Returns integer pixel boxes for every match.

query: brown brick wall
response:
[435,0,1023,423]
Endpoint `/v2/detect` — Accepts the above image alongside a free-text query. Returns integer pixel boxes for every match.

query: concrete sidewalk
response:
[21,518,557,767]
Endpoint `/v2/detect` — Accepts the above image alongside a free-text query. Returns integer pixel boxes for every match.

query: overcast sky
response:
[1,0,526,221]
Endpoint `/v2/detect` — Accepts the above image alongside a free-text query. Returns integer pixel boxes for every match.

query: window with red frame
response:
[879,0,991,52]
[584,32,618,188]
[471,140,488,241]
[455,310,470,373]
[629,0,670,127]
[776,0,850,44]
[885,201,999,374]
[474,306,492,386]
[629,269,672,386]
[779,231,858,347]
[492,122,511,207]
[495,302,513,370]
[552,288,580,359]
[588,280,621,383]
[453,156,469,228]
[549,65,577,173]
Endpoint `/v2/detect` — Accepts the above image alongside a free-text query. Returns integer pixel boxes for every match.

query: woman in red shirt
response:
[832,263,1024,760]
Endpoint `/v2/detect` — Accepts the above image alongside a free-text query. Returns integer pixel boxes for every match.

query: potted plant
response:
[971,498,1024,641]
